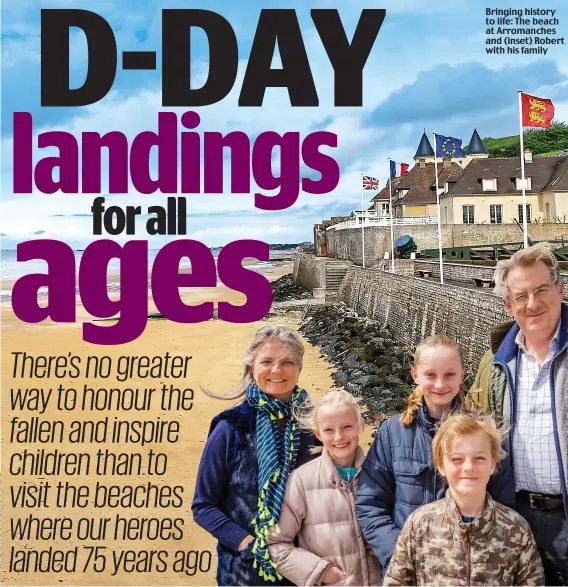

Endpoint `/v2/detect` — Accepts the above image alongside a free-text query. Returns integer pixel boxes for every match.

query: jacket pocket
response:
[392,459,429,507]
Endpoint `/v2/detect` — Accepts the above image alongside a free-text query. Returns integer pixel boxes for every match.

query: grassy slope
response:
[475,134,566,157]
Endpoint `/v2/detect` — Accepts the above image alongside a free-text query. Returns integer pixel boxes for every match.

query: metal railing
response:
[327,216,439,231]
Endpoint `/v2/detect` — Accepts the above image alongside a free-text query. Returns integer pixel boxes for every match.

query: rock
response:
[343,357,359,370]
[299,302,413,424]
[354,375,382,387]
[361,362,379,375]
[271,274,312,302]
[331,371,349,384]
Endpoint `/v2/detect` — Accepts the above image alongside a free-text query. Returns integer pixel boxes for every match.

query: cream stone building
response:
[440,150,568,224]
[382,129,568,224]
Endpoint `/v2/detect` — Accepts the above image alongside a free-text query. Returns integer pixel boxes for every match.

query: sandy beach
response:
[1,261,372,586]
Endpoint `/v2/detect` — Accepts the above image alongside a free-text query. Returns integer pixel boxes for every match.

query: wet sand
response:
[1,262,371,586]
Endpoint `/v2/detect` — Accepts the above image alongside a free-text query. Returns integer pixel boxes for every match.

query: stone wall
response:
[293,252,326,291]
[326,223,568,264]
[413,260,568,299]
[414,260,495,282]
[372,259,415,276]
[337,266,510,378]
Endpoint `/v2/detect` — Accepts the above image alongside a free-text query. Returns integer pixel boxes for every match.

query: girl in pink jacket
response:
[266,390,381,586]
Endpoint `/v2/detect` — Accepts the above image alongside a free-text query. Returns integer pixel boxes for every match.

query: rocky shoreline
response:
[270,273,414,429]
[299,303,414,429]
[271,274,313,302]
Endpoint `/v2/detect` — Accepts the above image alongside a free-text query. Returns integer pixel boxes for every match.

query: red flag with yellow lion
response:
[521,93,555,128]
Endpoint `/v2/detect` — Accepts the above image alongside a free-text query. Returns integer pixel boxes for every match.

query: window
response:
[462,205,475,224]
[482,178,497,191]
[515,177,532,190]
[381,202,390,214]
[518,204,531,223]
[490,204,503,224]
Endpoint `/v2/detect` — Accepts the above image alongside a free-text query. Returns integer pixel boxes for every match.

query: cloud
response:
[2,0,567,248]
[367,61,567,127]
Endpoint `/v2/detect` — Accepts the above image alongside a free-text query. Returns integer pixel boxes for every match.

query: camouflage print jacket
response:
[383,492,544,586]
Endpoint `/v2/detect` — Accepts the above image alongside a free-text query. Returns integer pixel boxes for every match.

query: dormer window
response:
[515,177,532,190]
[482,178,497,191]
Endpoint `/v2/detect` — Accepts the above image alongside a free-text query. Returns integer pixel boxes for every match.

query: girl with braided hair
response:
[355,334,515,580]
[192,326,320,586]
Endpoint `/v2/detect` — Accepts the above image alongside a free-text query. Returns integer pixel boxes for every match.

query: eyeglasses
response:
[508,282,558,307]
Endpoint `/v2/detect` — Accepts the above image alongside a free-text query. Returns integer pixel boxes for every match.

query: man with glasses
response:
[471,243,567,585]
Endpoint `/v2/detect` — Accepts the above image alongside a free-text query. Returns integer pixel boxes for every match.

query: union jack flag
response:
[362,175,379,191]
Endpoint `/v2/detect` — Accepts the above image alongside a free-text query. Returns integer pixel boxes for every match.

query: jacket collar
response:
[322,445,365,486]
[444,491,495,538]
[494,303,568,365]
[417,396,461,433]
[209,402,256,436]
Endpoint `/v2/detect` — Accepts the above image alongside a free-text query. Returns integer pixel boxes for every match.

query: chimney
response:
[419,158,426,168]
[443,159,451,168]
[524,148,533,163]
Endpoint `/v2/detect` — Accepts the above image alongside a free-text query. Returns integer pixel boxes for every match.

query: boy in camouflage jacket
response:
[384,413,544,586]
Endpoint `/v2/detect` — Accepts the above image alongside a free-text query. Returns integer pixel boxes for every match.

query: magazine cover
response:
[2,0,567,585]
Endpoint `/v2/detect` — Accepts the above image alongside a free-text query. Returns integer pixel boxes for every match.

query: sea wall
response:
[326,223,568,265]
[413,260,568,299]
[293,252,327,291]
[337,266,510,377]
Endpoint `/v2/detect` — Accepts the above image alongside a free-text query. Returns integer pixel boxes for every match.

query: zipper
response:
[347,481,370,585]
[466,528,471,585]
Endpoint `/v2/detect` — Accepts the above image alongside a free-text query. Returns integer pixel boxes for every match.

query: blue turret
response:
[414,131,435,159]
[467,128,488,155]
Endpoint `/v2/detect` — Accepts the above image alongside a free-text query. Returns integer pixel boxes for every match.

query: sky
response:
[1,0,567,249]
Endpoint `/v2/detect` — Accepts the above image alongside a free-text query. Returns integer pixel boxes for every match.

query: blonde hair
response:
[401,334,464,428]
[295,390,363,453]
[494,243,561,300]
[432,412,505,472]
[202,325,304,401]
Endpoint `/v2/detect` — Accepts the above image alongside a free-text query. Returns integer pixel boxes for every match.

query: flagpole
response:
[361,175,365,268]
[433,134,444,285]
[388,159,395,272]
[518,90,528,248]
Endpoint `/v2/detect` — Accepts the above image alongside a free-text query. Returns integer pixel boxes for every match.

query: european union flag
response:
[435,134,465,158]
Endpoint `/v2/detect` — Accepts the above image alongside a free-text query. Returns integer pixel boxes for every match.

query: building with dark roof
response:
[392,160,464,218]
[371,178,402,216]
[440,151,568,224]
[389,129,488,219]
[363,128,567,224]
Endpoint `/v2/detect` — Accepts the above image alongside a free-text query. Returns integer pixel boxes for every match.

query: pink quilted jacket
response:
[267,447,382,586]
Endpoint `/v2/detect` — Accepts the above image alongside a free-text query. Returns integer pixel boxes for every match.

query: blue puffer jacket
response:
[192,401,320,586]
[355,403,516,572]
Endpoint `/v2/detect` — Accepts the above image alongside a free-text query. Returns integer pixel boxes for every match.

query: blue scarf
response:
[245,383,308,581]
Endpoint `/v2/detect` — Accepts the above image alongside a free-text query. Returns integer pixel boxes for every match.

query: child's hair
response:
[432,412,505,471]
[295,390,363,453]
[401,334,464,428]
